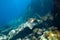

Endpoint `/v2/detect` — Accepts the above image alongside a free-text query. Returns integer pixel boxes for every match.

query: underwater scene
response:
[0,0,60,40]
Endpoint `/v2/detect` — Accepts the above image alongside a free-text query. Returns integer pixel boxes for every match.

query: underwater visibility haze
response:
[0,0,31,26]
[0,0,60,40]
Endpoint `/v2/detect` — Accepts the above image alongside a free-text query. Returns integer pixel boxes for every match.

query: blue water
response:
[0,0,31,26]
[0,0,54,31]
